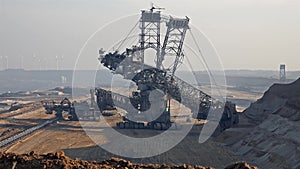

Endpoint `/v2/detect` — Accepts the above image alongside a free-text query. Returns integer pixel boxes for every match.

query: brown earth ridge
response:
[0,151,258,169]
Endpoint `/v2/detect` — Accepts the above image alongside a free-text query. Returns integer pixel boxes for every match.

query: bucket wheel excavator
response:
[95,6,239,131]
[42,98,78,121]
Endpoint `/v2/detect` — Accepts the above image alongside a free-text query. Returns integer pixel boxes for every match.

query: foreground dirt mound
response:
[0,151,257,169]
[225,162,258,169]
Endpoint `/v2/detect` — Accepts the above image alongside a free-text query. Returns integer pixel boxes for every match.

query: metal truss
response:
[161,17,189,76]
[139,10,161,67]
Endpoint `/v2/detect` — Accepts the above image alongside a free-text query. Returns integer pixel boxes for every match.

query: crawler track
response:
[0,117,59,150]
[0,102,41,119]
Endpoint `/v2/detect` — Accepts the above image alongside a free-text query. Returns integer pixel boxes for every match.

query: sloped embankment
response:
[244,78,300,123]
[219,78,300,169]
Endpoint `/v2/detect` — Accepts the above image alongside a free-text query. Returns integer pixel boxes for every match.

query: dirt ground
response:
[6,118,243,168]
[0,101,56,142]
[0,87,262,168]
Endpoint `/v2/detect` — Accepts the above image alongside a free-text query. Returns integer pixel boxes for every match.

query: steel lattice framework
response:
[135,9,190,76]
[96,7,239,130]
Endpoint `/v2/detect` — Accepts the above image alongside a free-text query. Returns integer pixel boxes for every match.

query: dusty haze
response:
[0,0,299,70]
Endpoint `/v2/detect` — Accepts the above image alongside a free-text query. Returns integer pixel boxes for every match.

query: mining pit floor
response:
[0,87,262,168]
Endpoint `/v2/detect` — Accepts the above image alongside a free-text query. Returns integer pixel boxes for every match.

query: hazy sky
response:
[0,0,299,70]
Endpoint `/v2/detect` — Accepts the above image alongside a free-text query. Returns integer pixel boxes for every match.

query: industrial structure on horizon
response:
[279,64,286,82]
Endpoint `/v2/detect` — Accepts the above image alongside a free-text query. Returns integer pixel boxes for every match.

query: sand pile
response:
[218,78,300,168]
[0,151,258,169]
[243,78,300,124]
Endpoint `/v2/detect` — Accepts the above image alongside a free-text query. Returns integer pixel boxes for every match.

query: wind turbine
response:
[33,53,37,70]
[38,58,41,70]
[0,56,2,70]
[55,55,64,70]
[4,56,8,70]
[20,55,24,69]
[0,56,3,70]
[55,55,59,70]
[61,55,64,70]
